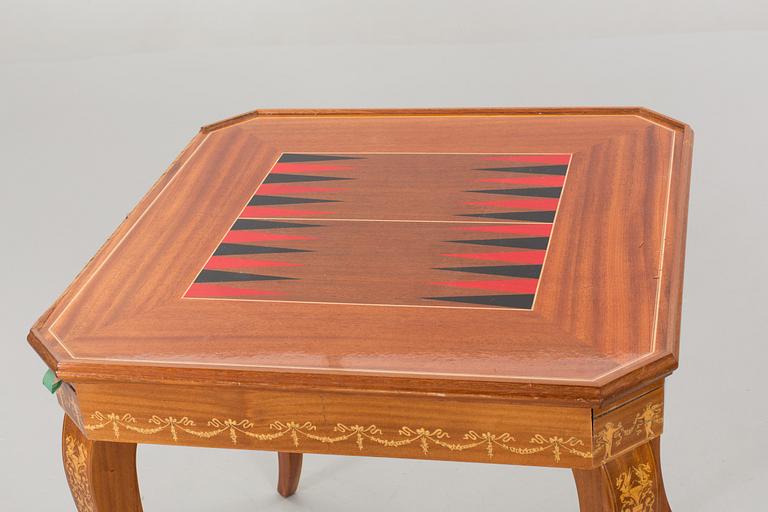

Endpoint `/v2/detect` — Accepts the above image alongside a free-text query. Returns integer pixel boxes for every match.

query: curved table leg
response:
[572,438,671,511]
[62,415,143,512]
[277,452,303,497]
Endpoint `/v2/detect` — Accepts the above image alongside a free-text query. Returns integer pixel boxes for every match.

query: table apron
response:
[57,382,664,469]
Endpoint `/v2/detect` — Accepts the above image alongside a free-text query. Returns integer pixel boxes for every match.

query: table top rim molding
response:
[28,107,693,407]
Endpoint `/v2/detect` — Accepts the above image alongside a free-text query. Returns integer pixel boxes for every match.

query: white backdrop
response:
[1,2,767,510]
[3,1,766,61]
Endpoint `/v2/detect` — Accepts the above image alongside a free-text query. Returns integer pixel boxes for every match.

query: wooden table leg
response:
[62,415,143,512]
[572,438,671,511]
[277,452,303,497]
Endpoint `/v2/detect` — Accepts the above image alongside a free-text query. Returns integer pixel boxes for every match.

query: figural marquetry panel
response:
[603,442,661,512]
[184,152,572,310]
[593,387,665,463]
[63,432,95,512]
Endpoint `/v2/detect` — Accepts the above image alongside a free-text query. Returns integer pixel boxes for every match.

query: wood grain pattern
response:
[573,440,669,511]
[29,108,692,512]
[27,108,693,407]
[277,452,302,498]
[184,152,571,310]
[58,382,85,431]
[649,437,672,511]
[62,415,143,512]
[73,382,597,468]
[64,379,666,467]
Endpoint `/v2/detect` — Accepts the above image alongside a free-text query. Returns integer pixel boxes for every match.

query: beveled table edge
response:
[28,107,692,408]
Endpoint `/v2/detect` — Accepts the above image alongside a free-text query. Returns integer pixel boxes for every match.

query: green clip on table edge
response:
[43,368,62,394]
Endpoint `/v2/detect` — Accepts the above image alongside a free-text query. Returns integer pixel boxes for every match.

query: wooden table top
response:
[29,108,693,404]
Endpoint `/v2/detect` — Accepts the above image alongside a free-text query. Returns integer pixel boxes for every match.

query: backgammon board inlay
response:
[185,152,572,309]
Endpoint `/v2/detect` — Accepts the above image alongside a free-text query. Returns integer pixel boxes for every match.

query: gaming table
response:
[28,108,693,511]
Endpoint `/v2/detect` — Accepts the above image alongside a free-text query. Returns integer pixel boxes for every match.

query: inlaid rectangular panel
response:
[593,386,665,463]
[185,152,571,310]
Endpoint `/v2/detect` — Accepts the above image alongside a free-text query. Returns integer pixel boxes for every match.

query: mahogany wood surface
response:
[28,108,693,405]
[650,437,672,511]
[34,108,692,511]
[572,439,670,511]
[70,380,599,468]
[62,415,143,512]
[277,453,303,498]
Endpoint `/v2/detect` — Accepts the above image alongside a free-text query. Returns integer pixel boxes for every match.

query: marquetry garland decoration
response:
[84,412,592,462]
[593,402,663,460]
[615,463,655,512]
[64,435,94,512]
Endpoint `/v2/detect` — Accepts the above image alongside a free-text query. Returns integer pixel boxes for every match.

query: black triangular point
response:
[468,187,562,198]
[195,269,294,283]
[461,211,556,222]
[248,195,338,206]
[425,294,535,309]
[278,154,362,163]
[213,244,310,256]
[264,174,352,184]
[435,265,543,278]
[448,237,549,250]
[475,165,568,175]
[231,219,321,230]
